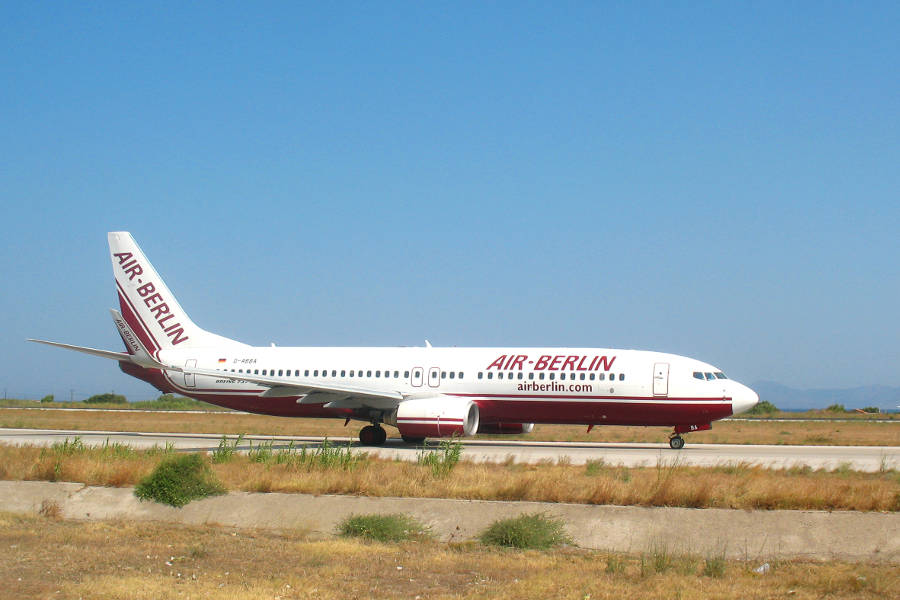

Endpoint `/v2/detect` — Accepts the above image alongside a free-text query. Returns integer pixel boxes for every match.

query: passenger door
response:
[652,362,669,396]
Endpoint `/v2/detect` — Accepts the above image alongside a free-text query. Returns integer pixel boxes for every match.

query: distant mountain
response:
[751,381,900,411]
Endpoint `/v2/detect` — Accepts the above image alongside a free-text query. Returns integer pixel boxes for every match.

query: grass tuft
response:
[211,433,244,463]
[479,512,571,549]
[703,552,727,578]
[338,513,432,542]
[134,453,225,507]
[417,437,463,477]
[50,436,87,456]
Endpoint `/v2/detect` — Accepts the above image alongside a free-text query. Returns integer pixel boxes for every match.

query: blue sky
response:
[2,2,898,400]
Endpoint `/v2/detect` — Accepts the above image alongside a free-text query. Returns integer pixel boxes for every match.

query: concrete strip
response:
[1,480,896,562]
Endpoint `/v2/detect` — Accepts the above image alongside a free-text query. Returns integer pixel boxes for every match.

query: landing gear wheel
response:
[360,425,387,446]
[669,435,685,450]
[401,435,426,445]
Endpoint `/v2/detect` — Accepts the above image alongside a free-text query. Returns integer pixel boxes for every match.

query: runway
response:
[2,428,897,471]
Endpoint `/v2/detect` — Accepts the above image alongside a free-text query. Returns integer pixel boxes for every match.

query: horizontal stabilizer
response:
[27,339,130,362]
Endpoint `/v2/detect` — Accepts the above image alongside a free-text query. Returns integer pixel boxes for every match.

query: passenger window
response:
[589,373,595,380]
[488,372,493,379]
[518,372,523,380]
[549,373,555,380]
[478,372,483,379]
[441,371,447,379]
[459,372,464,380]
[367,370,372,377]
[528,373,534,380]
[254,369,259,375]
[539,373,545,380]
[619,373,625,381]
[332,370,337,377]
[304,370,309,377]
[394,371,400,378]
[498,372,504,379]
[599,373,605,381]
[404,371,410,378]
[340,370,345,377]
[449,372,455,379]
[376,371,381,377]
[580,373,585,380]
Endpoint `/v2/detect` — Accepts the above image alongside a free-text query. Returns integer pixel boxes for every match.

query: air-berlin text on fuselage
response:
[486,354,616,371]
[114,252,189,346]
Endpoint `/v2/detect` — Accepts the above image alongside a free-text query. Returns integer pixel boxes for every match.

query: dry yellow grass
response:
[2,407,899,446]
[1,512,896,599]
[2,443,897,511]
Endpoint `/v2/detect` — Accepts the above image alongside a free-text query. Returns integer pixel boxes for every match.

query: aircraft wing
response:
[178,365,404,408]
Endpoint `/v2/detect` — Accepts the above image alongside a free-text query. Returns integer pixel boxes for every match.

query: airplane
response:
[29,232,759,449]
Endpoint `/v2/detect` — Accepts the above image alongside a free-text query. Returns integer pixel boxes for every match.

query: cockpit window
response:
[714,372,727,379]
[693,372,704,380]
[705,372,715,380]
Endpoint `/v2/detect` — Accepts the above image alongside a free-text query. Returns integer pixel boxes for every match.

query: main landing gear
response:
[669,435,685,450]
[359,424,387,446]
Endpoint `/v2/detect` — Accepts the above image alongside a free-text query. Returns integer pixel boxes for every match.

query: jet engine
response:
[384,397,480,438]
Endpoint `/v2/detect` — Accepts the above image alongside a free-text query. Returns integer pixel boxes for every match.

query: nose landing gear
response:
[669,423,711,449]
[359,424,387,446]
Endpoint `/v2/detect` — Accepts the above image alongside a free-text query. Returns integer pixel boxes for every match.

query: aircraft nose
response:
[731,383,759,415]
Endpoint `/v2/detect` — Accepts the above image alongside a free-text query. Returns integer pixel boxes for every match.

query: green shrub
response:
[134,453,225,507]
[40,394,54,404]
[861,406,880,414]
[84,393,127,404]
[479,513,571,549]
[747,400,777,415]
[825,403,846,413]
[417,437,462,477]
[338,514,431,542]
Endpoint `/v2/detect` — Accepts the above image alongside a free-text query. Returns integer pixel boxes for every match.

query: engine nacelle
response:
[385,397,480,438]
[476,422,535,435]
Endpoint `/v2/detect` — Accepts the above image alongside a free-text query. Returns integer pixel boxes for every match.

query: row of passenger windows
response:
[219,368,435,379]
[693,371,727,381]
[477,371,625,381]
[214,367,625,382]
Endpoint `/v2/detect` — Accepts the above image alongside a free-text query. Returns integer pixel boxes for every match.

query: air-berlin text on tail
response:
[486,354,616,371]
[114,252,189,346]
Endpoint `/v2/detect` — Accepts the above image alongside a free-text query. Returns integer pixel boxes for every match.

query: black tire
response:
[374,426,387,445]
[669,435,685,450]
[359,425,378,446]
[401,435,426,445]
